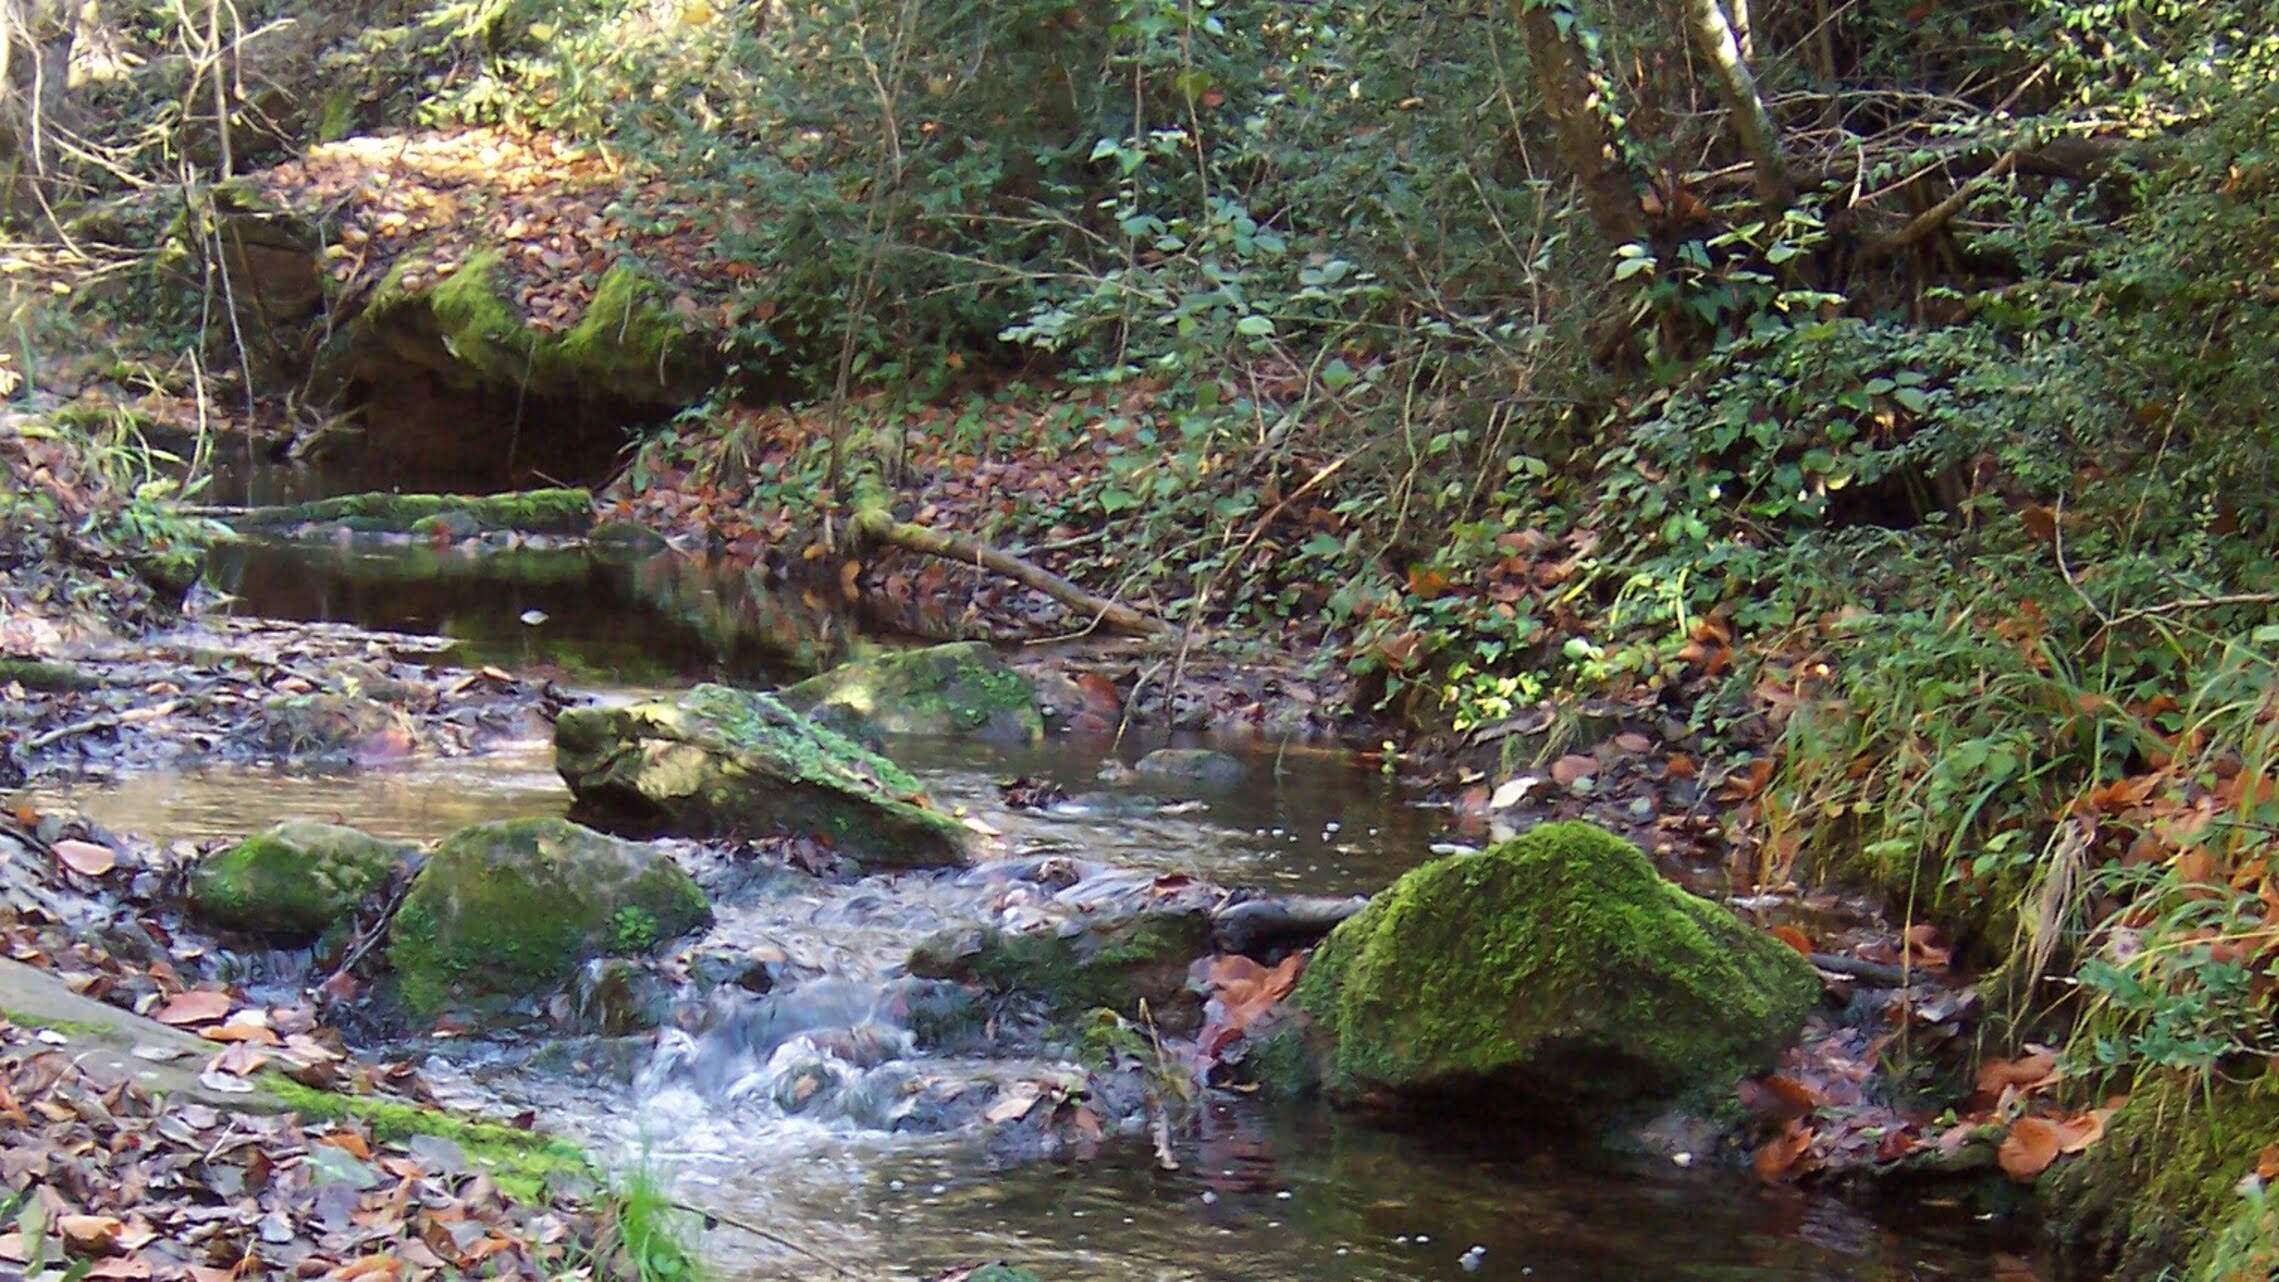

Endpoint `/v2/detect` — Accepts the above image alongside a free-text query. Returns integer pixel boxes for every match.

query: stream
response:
[36,498,2062,1281]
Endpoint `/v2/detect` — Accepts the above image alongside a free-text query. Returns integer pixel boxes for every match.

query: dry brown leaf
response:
[1975,1051,2058,1098]
[53,839,117,877]
[59,1213,123,1254]
[1998,1116,2063,1181]
[1770,925,1813,956]
[1551,754,1599,786]
[1753,1118,1814,1182]
[152,990,232,1027]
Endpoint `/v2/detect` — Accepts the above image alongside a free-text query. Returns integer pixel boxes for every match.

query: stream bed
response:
[36,526,2064,1281]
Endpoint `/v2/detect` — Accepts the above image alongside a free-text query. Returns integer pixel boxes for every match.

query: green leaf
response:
[1235,314,1275,337]
[1098,488,1140,514]
[1322,358,1357,391]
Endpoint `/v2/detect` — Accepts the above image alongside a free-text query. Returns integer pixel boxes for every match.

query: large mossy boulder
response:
[1291,821,1817,1112]
[387,818,710,1017]
[554,684,973,867]
[189,821,415,939]
[908,909,1213,1028]
[778,642,1043,744]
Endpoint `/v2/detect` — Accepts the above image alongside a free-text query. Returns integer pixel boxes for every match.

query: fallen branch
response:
[2099,592,2279,633]
[848,502,1173,641]
[672,1199,859,1278]
[1809,953,1913,988]
[1863,151,2017,258]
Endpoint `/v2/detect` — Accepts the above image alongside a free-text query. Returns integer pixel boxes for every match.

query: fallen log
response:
[848,499,1173,641]
[1212,893,1370,956]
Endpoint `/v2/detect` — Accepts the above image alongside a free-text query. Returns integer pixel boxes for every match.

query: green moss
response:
[387,818,709,1017]
[0,657,103,692]
[965,1268,1046,1282]
[1295,821,1819,1108]
[2,1008,113,1039]
[228,488,593,537]
[265,1076,589,1202]
[555,685,973,866]
[2045,1073,2279,1281]
[189,821,413,939]
[780,642,1044,743]
[363,252,697,402]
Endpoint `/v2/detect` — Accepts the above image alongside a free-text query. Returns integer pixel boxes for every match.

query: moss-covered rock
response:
[226,488,593,538]
[779,642,1044,744]
[357,253,707,404]
[0,657,104,693]
[189,820,415,939]
[907,910,1212,1027]
[1290,821,1818,1112]
[2044,1073,2279,1282]
[386,818,709,1017]
[554,684,974,867]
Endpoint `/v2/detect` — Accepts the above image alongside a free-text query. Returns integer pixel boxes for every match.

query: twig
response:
[1863,151,2018,258]
[2049,497,2112,629]
[671,1199,858,1278]
[2099,592,2279,633]
[849,504,1172,641]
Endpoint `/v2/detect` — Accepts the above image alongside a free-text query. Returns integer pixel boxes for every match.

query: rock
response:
[225,489,594,539]
[1132,748,1246,790]
[907,909,1213,1029]
[569,958,672,1036]
[779,642,1043,744]
[387,818,710,1017]
[1290,821,1817,1113]
[189,821,415,939]
[553,684,973,867]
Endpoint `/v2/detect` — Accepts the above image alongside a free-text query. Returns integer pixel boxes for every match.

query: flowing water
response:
[36,516,2061,1282]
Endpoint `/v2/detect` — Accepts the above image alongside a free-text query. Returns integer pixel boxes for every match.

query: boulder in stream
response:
[189,820,416,939]
[387,818,710,1017]
[554,684,974,867]
[1132,748,1246,790]
[908,909,1214,1029]
[1285,821,1817,1113]
[778,642,1044,744]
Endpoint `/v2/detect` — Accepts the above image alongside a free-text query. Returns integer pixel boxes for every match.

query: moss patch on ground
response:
[266,1076,590,1202]
[1292,821,1819,1111]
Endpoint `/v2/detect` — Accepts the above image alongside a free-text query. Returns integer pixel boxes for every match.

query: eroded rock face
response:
[386,818,709,1016]
[189,820,414,939]
[779,642,1043,745]
[1289,821,1817,1114]
[553,684,973,867]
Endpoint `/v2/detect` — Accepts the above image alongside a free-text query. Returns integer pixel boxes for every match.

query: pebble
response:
[1200,1191,1219,1205]
[1673,1151,1694,1168]
[1461,1245,1487,1272]
[1275,1190,1293,1200]
[1325,821,1341,833]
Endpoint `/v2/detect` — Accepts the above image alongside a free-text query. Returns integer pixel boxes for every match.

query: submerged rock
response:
[908,909,1213,1029]
[1133,748,1246,790]
[779,642,1044,744]
[189,820,415,939]
[554,684,973,867]
[387,818,710,1017]
[1288,821,1817,1113]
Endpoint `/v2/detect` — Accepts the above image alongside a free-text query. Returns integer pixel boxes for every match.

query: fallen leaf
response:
[1770,925,1813,956]
[152,991,232,1026]
[1998,1116,2063,1181]
[1976,1051,2058,1098]
[53,839,117,877]
[59,1213,123,1254]
[986,1083,1043,1124]
[1753,1119,1814,1182]
[1551,754,1599,786]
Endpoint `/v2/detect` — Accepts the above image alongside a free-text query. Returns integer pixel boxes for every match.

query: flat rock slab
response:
[0,957,287,1112]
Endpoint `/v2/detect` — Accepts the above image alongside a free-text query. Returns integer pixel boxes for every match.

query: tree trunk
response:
[1683,0,1789,212]
[1514,0,1644,248]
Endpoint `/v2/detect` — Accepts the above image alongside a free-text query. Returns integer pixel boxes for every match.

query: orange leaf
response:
[1753,1118,1814,1182]
[1551,754,1599,786]
[1770,925,1813,956]
[322,1132,374,1160]
[53,839,117,877]
[1975,1051,2058,1098]
[1998,1116,2063,1181]
[152,991,232,1027]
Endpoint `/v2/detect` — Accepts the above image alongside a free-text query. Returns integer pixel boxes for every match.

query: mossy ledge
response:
[225,488,594,537]
[358,251,706,403]
[1290,821,1819,1114]
[2043,1072,2279,1281]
